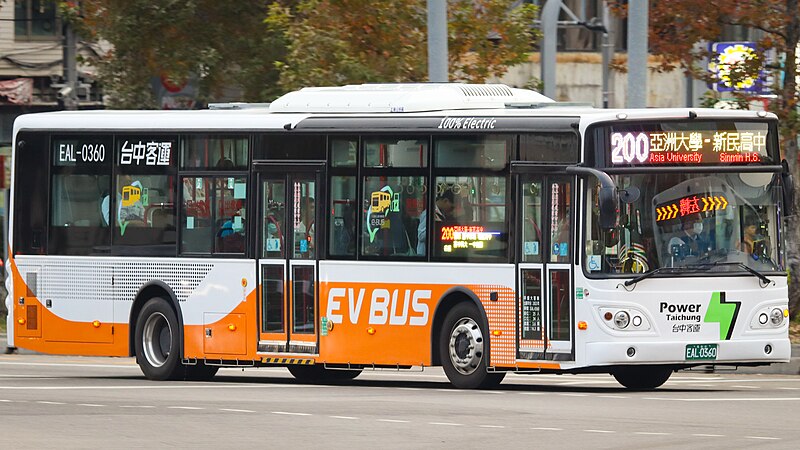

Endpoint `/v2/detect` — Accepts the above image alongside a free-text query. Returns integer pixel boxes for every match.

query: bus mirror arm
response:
[566,166,618,230]
[781,159,795,216]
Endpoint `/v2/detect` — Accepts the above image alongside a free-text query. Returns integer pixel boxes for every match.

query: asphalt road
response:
[1,353,799,449]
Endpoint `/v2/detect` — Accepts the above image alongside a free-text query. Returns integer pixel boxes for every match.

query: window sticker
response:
[524,241,539,256]
[366,185,400,243]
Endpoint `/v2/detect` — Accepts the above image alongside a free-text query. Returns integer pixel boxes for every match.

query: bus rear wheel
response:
[288,365,362,382]
[440,302,505,389]
[612,366,673,390]
[134,297,182,381]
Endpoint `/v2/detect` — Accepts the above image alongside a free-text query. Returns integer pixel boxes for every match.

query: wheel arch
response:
[430,286,489,367]
[128,281,183,357]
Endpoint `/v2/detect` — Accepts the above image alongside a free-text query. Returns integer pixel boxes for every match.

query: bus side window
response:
[329,176,356,258]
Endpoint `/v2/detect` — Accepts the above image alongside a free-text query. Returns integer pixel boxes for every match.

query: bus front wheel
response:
[439,302,505,389]
[134,297,182,381]
[612,366,673,390]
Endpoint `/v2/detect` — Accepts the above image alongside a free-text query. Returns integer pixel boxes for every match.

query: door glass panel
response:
[292,265,315,334]
[549,180,572,263]
[521,269,543,340]
[261,179,286,259]
[522,179,543,263]
[292,178,316,259]
[548,270,571,341]
[261,265,284,333]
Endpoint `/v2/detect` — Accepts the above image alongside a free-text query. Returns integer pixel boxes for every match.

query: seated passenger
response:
[668,214,710,258]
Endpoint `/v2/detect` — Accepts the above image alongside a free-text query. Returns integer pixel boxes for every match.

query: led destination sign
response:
[655,193,729,224]
[607,122,771,166]
[440,225,499,253]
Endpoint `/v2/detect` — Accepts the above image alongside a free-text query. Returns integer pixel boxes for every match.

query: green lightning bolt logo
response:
[704,291,741,340]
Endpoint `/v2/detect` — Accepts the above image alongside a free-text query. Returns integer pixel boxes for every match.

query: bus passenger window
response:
[113,174,176,255]
[181,176,246,255]
[329,176,356,257]
[433,176,508,261]
[361,176,426,258]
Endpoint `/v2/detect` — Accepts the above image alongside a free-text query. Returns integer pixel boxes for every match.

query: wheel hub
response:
[143,312,171,368]
[448,317,484,375]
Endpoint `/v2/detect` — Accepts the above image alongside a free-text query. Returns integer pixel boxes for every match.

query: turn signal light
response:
[578,321,588,330]
[17,318,25,325]
[491,330,502,336]
[228,324,237,331]
[367,327,376,335]
[92,320,101,328]
[603,312,613,321]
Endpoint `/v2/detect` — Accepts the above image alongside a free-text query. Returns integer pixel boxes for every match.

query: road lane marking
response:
[635,432,671,436]
[377,419,409,423]
[646,397,800,402]
[746,436,780,440]
[692,433,723,437]
[531,427,563,431]
[0,385,253,390]
[584,429,615,433]
[168,406,203,410]
[559,393,588,397]
[731,385,759,389]
[778,387,800,390]
[479,425,505,429]
[119,405,155,408]
[0,361,138,369]
[77,403,104,407]
[429,422,463,426]
[598,395,628,399]
[220,409,255,413]
[330,416,358,420]
[272,411,311,416]
[37,401,65,405]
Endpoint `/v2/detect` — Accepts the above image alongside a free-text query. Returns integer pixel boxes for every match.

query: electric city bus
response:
[5,83,792,389]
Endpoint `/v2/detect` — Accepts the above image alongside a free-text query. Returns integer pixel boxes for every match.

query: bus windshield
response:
[586,172,784,275]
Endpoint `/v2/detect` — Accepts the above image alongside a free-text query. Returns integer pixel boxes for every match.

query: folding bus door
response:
[516,174,575,361]
[256,166,322,355]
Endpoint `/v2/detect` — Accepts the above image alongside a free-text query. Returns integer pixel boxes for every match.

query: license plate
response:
[685,343,718,361]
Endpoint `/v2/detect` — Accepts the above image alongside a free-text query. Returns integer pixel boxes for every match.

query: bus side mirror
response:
[781,160,795,216]
[598,186,618,230]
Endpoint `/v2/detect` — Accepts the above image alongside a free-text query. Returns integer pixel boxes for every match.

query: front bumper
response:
[585,338,791,367]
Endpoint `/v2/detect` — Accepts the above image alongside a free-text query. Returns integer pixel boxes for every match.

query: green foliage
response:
[268,0,539,91]
[64,0,290,108]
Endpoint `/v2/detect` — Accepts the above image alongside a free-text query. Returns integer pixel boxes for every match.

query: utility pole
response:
[427,0,448,82]
[601,1,614,108]
[62,21,79,110]
[540,0,561,99]
[626,0,648,108]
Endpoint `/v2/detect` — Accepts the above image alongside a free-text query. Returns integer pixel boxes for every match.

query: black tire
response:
[439,302,505,389]
[612,366,673,390]
[184,363,219,381]
[134,297,183,381]
[288,365,362,382]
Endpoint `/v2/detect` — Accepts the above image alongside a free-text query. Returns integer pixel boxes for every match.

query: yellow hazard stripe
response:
[261,357,314,365]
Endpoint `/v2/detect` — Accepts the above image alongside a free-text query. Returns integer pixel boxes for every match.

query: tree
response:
[266,0,539,91]
[615,0,800,317]
[61,0,291,108]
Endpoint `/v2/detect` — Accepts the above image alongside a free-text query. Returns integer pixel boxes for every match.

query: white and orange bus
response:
[5,84,792,389]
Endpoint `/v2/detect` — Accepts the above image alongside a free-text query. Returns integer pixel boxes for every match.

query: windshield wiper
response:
[693,261,774,287]
[623,267,683,287]
[623,261,774,288]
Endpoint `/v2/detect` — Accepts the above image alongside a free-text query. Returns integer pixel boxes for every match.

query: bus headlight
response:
[770,308,784,326]
[599,307,651,331]
[614,311,630,329]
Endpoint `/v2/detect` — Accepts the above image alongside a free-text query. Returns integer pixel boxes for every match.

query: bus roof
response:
[12,84,778,135]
